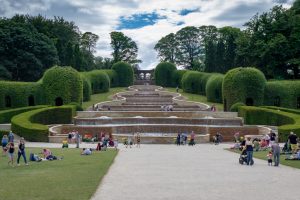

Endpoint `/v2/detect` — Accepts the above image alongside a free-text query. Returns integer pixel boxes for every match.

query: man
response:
[8,131,14,143]
[288,132,298,154]
[271,142,280,166]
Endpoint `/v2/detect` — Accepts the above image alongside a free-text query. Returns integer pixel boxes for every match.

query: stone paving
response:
[91,143,300,200]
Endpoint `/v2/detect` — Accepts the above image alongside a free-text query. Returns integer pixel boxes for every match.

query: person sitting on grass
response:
[41,149,63,161]
[81,148,92,155]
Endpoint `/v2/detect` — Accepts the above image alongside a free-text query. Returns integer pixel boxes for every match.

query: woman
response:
[17,138,28,166]
[1,135,8,156]
[136,133,141,148]
[245,137,254,165]
[7,142,15,167]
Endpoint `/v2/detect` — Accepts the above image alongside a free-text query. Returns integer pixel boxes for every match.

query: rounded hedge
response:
[83,70,110,94]
[112,62,134,87]
[206,74,224,103]
[0,81,41,109]
[11,105,76,142]
[223,67,267,111]
[182,71,212,95]
[264,80,300,109]
[80,74,92,102]
[102,69,119,87]
[155,62,177,87]
[230,102,246,112]
[171,70,187,88]
[42,66,83,106]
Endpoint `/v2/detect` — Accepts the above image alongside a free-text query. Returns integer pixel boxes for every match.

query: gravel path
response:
[91,144,300,200]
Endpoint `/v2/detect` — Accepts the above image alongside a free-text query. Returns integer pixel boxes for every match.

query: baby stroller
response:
[239,149,254,165]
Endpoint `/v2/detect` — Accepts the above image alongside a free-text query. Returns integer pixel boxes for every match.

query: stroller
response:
[239,149,254,165]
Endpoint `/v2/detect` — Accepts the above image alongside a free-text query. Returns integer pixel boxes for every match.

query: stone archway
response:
[135,69,155,85]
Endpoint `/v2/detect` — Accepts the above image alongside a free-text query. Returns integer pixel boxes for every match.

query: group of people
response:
[95,132,118,151]
[161,105,173,111]
[67,130,81,148]
[176,131,195,146]
[123,133,141,148]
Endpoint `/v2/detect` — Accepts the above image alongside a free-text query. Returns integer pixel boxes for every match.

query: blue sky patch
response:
[117,12,166,30]
[179,8,200,16]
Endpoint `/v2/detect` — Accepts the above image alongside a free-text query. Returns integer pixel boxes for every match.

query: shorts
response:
[2,143,7,148]
[291,144,298,151]
[8,153,14,159]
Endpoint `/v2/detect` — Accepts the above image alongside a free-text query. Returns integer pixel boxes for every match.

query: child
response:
[267,151,273,166]
[7,142,15,167]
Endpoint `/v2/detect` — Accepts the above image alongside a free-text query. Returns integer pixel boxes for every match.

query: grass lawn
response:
[166,87,224,111]
[228,149,300,169]
[0,148,117,200]
[82,87,126,110]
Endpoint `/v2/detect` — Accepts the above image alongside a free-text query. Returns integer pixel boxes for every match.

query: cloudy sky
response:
[0,0,294,69]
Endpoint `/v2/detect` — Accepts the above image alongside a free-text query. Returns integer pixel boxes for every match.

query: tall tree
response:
[81,32,99,53]
[154,33,178,63]
[175,26,202,69]
[110,31,140,65]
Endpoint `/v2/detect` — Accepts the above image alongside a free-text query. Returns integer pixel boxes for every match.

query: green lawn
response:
[166,88,224,111]
[0,148,117,200]
[228,149,300,169]
[82,87,126,110]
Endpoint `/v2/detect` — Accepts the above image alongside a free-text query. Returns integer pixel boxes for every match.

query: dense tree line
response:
[0,15,139,81]
[155,0,300,79]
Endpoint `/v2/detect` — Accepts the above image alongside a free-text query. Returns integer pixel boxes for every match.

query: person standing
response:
[176,86,179,93]
[271,142,281,167]
[75,131,80,148]
[176,133,181,146]
[136,133,141,148]
[8,131,14,143]
[245,137,254,165]
[7,142,15,167]
[17,138,28,166]
[270,130,276,145]
[288,132,298,154]
[190,131,195,146]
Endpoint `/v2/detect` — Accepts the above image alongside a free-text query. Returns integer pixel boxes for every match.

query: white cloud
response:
[0,0,294,69]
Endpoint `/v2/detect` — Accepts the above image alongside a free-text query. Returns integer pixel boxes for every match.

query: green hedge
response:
[80,74,92,102]
[223,67,267,111]
[171,70,187,88]
[112,62,134,87]
[102,69,119,87]
[230,102,245,112]
[238,106,300,142]
[0,105,48,124]
[182,71,212,95]
[206,74,224,103]
[82,70,110,94]
[0,81,42,109]
[42,66,83,106]
[11,105,76,142]
[264,80,300,109]
[155,62,177,87]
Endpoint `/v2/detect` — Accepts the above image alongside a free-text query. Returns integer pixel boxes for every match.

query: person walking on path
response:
[17,138,28,166]
[245,137,254,165]
[176,133,181,146]
[7,142,15,167]
[8,131,14,143]
[271,142,281,167]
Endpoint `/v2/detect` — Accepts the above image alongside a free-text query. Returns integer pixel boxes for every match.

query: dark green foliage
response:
[112,62,134,87]
[206,74,224,103]
[230,102,246,112]
[42,66,83,105]
[154,62,177,87]
[0,105,48,123]
[102,69,119,87]
[0,81,42,109]
[223,67,267,111]
[182,71,212,95]
[239,106,300,142]
[80,74,92,102]
[82,70,110,94]
[171,70,187,88]
[264,80,300,109]
[11,105,76,142]
[69,102,84,111]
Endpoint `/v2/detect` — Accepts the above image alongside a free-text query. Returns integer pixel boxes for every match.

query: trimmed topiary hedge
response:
[102,69,119,87]
[206,74,224,103]
[42,66,83,106]
[0,105,48,124]
[112,62,134,87]
[80,74,92,102]
[155,62,177,87]
[223,67,267,111]
[11,105,76,142]
[264,80,300,109]
[230,102,245,112]
[239,106,300,142]
[82,70,110,94]
[0,81,42,109]
[182,71,213,95]
[171,70,187,88]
